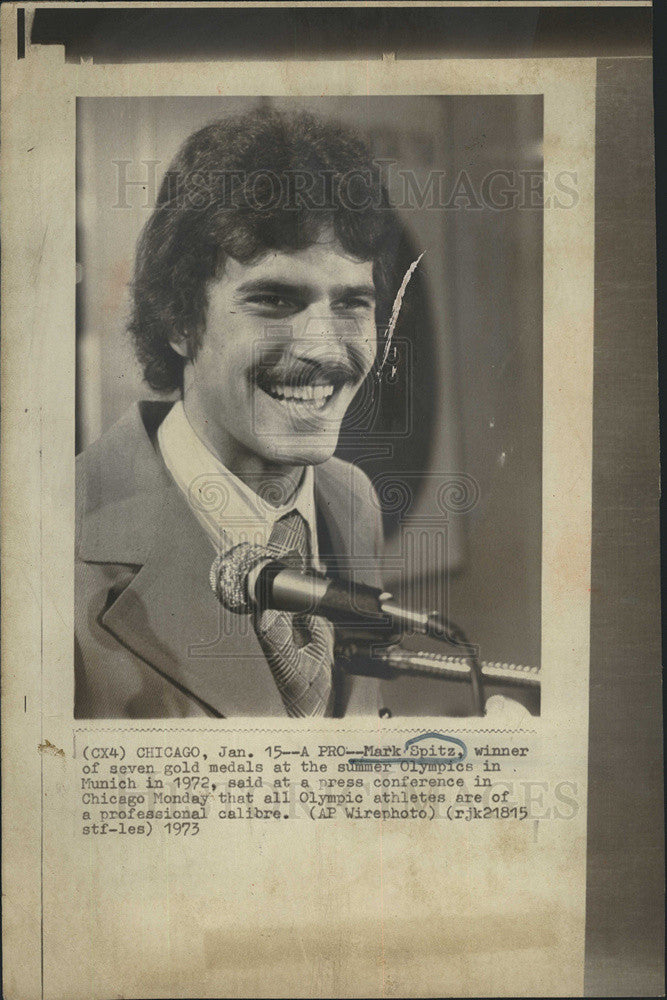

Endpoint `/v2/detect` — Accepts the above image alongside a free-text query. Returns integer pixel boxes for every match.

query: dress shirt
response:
[157,401,321,568]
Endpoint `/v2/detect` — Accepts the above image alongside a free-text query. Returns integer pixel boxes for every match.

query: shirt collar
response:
[157,400,319,563]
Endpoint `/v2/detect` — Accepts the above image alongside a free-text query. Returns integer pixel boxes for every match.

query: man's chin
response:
[272,443,338,467]
[258,435,339,468]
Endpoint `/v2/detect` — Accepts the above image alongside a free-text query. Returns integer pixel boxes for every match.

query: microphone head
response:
[210,543,274,614]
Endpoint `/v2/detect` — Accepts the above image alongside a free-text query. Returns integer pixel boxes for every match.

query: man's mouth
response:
[252,358,359,415]
[260,381,337,410]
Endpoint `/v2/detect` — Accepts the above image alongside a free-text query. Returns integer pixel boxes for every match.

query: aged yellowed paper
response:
[1,7,607,998]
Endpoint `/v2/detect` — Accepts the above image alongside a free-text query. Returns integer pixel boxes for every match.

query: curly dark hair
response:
[128,105,402,393]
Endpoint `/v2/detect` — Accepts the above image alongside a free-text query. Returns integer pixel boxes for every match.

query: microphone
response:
[210,542,489,715]
[210,542,452,640]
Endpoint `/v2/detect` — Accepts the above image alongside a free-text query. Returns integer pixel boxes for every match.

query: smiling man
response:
[75,107,401,719]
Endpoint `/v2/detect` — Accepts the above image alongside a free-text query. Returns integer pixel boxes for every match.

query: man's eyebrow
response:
[234,279,376,301]
[234,279,311,298]
[330,284,376,301]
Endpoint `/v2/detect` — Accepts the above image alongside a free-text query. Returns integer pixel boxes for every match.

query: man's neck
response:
[181,399,304,509]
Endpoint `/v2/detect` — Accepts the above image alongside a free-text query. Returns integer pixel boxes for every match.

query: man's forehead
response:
[223,242,375,288]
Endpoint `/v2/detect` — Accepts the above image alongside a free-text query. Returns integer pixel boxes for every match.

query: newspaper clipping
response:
[1,3,662,998]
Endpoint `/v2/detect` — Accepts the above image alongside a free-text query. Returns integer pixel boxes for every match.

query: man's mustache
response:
[251,344,369,388]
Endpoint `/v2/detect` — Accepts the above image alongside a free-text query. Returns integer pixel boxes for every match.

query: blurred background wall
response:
[76,95,542,714]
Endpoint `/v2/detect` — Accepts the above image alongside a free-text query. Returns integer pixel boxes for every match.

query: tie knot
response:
[267,509,311,568]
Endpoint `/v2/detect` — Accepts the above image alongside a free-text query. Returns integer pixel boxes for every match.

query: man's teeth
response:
[263,383,335,403]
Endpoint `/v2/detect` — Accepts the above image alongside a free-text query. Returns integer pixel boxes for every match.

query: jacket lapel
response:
[100,481,288,717]
[80,403,287,717]
[313,459,382,717]
[314,460,382,589]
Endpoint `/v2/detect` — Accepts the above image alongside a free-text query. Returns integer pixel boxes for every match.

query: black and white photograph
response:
[75,95,543,719]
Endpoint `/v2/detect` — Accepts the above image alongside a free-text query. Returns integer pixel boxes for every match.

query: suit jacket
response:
[75,401,388,719]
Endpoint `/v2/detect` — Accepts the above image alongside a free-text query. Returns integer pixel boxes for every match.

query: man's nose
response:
[289,312,358,363]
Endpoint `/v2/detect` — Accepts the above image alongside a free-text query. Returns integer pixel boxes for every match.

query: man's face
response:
[177,237,377,467]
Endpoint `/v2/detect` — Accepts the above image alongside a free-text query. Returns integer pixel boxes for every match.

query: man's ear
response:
[169,335,190,360]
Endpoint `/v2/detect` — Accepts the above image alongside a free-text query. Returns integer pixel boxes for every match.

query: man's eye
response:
[246,294,296,310]
[334,297,375,312]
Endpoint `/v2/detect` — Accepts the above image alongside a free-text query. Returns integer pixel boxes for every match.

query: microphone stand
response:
[335,611,489,715]
[338,640,540,689]
[336,632,541,716]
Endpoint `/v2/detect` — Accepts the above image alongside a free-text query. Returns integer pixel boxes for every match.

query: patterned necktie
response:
[266,508,312,569]
[254,509,334,717]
